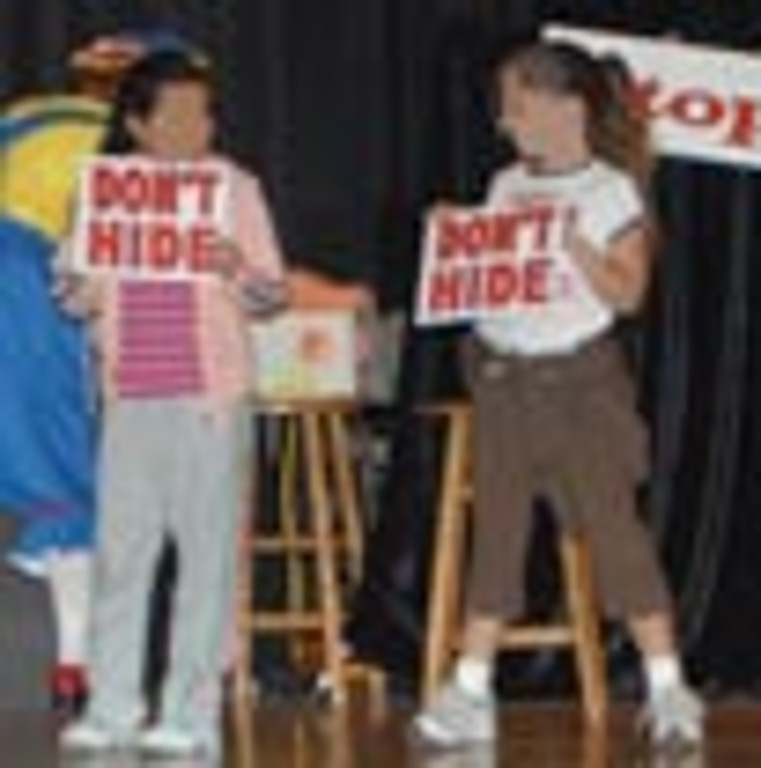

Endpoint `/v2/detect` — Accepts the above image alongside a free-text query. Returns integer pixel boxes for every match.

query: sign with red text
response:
[70,156,230,278]
[414,203,571,326]
[544,25,761,170]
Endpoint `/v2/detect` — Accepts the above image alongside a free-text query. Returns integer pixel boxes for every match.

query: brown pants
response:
[462,333,672,621]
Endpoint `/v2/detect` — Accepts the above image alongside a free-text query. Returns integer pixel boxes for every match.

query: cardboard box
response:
[250,310,358,400]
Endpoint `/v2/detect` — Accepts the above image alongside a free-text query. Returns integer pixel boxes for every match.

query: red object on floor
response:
[50,664,88,716]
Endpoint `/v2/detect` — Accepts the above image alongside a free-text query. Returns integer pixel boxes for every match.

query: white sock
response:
[47,550,93,666]
[453,656,492,699]
[643,654,684,699]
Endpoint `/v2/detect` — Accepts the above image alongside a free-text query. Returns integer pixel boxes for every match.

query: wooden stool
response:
[232,398,384,716]
[420,401,608,726]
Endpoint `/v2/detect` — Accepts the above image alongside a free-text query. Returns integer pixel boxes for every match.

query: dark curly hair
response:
[100,49,213,155]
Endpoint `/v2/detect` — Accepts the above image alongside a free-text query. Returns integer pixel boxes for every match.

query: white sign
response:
[70,156,230,278]
[414,202,571,327]
[544,24,761,170]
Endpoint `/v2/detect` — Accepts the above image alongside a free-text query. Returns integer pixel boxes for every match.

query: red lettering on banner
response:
[435,206,562,261]
[87,220,218,274]
[523,258,552,303]
[92,166,121,211]
[92,166,179,214]
[426,258,551,314]
[185,170,221,215]
[428,269,461,311]
[436,214,492,259]
[670,89,726,128]
[631,78,661,119]
[90,164,221,216]
[634,77,761,151]
[530,206,557,249]
[185,227,217,272]
[120,168,155,214]
[482,264,521,306]
[88,221,121,266]
[634,78,727,128]
[726,97,761,149]
[147,224,182,269]
[152,171,182,213]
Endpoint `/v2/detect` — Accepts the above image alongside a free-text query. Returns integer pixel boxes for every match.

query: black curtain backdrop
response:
[4,0,761,696]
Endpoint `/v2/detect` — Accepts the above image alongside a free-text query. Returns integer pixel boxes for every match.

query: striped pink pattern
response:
[114,280,204,397]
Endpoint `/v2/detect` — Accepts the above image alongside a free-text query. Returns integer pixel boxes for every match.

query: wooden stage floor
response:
[5,699,761,768]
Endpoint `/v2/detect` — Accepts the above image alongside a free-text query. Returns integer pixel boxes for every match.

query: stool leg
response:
[326,411,364,583]
[231,414,268,767]
[303,411,347,704]
[322,706,353,768]
[326,410,390,712]
[561,535,608,727]
[281,417,314,668]
[423,409,471,703]
[233,519,256,767]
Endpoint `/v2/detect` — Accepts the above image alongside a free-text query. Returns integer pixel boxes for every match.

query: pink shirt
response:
[114,280,203,398]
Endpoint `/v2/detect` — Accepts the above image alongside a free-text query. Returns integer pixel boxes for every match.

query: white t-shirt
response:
[475,159,644,356]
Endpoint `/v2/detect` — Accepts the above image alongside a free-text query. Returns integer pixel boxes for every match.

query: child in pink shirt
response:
[58,49,286,761]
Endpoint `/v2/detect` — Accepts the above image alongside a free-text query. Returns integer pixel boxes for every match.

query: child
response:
[414,40,704,750]
[58,49,287,759]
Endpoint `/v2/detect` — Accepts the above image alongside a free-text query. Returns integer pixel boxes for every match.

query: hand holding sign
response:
[428,200,465,225]
[564,226,600,265]
[563,215,650,314]
[52,267,101,318]
[206,234,247,279]
[239,273,288,319]
[196,233,288,318]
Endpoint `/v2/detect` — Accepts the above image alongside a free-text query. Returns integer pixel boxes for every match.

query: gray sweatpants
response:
[86,398,249,736]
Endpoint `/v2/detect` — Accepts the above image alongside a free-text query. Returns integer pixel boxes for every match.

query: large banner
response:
[545,25,761,170]
[414,202,570,326]
[70,156,230,278]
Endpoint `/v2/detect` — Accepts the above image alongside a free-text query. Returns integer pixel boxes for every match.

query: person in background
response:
[0,28,215,717]
[0,32,145,714]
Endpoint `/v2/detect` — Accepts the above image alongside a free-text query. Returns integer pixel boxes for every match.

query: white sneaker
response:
[414,743,497,767]
[138,722,220,760]
[413,680,496,748]
[641,683,705,748]
[60,718,134,752]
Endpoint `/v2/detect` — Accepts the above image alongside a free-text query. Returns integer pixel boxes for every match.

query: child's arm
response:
[218,166,290,319]
[566,172,653,316]
[51,239,103,319]
[210,236,288,318]
[566,222,652,315]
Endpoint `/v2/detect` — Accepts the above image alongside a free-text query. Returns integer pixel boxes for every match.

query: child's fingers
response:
[208,235,245,277]
[565,227,598,259]
[428,201,462,222]
[240,277,289,318]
